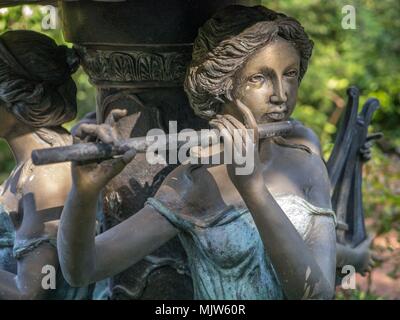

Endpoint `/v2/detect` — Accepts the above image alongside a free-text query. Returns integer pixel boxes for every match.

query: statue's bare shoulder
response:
[284,121,332,208]
[289,121,322,156]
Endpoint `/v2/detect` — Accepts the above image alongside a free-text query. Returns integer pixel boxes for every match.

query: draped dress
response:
[146,193,336,300]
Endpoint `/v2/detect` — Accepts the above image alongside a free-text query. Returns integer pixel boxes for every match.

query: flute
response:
[31,121,296,166]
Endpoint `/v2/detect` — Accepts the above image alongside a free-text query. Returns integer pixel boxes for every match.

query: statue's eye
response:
[249,74,265,83]
[285,70,298,78]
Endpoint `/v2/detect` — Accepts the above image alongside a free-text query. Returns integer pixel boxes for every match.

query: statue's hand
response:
[359,132,383,162]
[352,236,375,276]
[71,109,137,197]
[209,99,263,192]
[70,111,97,136]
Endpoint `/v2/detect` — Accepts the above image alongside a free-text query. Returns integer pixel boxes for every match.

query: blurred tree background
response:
[0,1,399,299]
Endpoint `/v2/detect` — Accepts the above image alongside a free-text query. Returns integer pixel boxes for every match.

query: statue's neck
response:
[5,125,43,165]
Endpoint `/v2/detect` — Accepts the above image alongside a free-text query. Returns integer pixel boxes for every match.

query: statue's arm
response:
[239,181,336,299]
[58,178,179,288]
[0,168,67,300]
[212,106,336,299]
[239,131,336,299]
[0,244,58,300]
[57,110,180,287]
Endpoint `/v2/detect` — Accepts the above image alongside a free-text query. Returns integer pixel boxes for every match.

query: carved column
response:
[60,0,260,299]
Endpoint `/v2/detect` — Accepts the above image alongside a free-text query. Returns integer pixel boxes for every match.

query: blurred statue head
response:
[0,30,79,129]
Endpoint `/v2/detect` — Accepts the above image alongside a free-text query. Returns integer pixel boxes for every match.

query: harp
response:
[327,86,380,248]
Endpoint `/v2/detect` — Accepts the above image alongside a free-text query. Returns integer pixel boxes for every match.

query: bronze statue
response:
[56,6,376,299]
[0,30,94,299]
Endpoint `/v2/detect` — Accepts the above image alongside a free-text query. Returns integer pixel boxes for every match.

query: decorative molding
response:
[75,45,192,87]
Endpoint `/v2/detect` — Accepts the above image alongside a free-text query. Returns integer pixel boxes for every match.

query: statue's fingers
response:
[215,116,235,136]
[74,123,99,140]
[235,99,257,130]
[210,120,234,158]
[94,125,116,144]
[371,252,381,263]
[361,151,371,161]
[235,100,259,146]
[210,119,232,143]
[223,114,247,131]
[122,148,137,164]
[83,135,93,143]
[217,116,244,153]
[360,144,367,151]
[366,132,383,142]
[359,147,371,161]
[369,259,376,268]
[106,124,122,145]
[223,114,251,149]
[101,158,127,179]
[71,120,96,138]
[100,148,135,179]
[105,108,128,127]
[72,135,82,145]
[73,123,87,139]
[235,100,257,127]
[363,141,373,149]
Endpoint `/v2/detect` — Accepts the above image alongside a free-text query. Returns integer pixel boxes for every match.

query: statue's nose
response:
[270,95,287,106]
[270,80,287,105]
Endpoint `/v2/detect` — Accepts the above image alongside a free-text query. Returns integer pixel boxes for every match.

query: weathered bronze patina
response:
[0,1,379,300]
[0,30,93,299]
[56,5,378,299]
[60,0,260,300]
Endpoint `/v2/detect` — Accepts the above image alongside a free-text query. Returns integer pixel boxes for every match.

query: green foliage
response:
[266,0,400,147]
[336,288,383,300]
[363,150,400,235]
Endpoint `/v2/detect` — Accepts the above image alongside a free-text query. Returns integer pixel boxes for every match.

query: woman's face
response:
[230,37,301,124]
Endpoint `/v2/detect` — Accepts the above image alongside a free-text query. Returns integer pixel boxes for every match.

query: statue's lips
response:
[263,112,287,121]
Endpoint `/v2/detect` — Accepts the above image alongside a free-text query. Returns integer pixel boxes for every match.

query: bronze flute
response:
[31,121,296,166]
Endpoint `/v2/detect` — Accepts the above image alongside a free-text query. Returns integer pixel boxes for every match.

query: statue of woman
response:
[0,30,92,299]
[57,6,367,299]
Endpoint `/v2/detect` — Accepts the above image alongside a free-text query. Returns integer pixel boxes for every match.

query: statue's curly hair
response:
[0,30,80,128]
[184,5,314,119]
